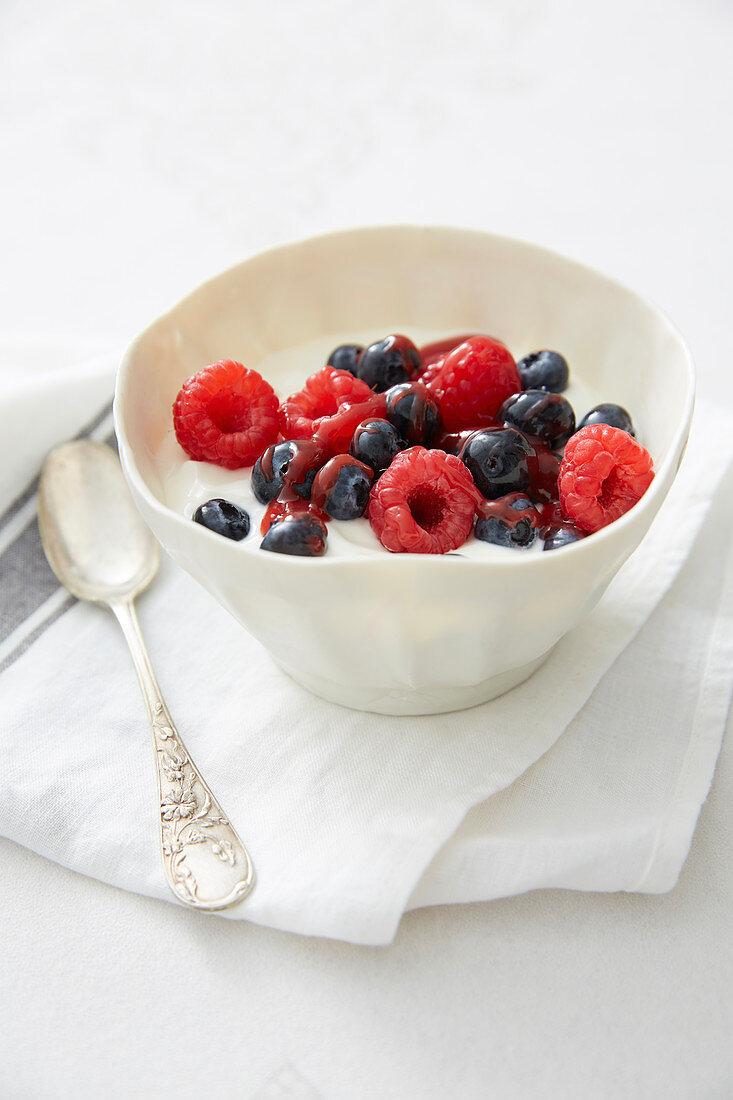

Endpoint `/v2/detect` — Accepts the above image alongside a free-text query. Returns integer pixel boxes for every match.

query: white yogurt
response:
[157,330,603,559]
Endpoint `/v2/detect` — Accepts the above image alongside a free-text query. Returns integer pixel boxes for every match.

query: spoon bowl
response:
[38,439,159,603]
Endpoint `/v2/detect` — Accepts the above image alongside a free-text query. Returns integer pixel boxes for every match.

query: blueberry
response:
[350,419,405,476]
[459,428,535,500]
[517,350,569,392]
[356,334,423,392]
[500,390,575,448]
[327,343,364,375]
[577,403,635,437]
[193,498,250,541]
[260,514,328,556]
[433,429,478,456]
[543,524,586,551]
[311,456,373,520]
[252,440,321,504]
[475,494,541,549]
[384,382,442,446]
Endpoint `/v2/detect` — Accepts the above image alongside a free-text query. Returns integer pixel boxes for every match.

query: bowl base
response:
[275,650,553,716]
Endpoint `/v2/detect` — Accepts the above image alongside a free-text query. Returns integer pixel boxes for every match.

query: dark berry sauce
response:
[311,454,373,520]
[475,493,536,525]
[418,335,477,369]
[312,392,386,453]
[267,440,324,502]
[474,493,542,548]
[260,497,329,535]
[384,382,441,446]
[536,500,564,537]
[527,444,561,504]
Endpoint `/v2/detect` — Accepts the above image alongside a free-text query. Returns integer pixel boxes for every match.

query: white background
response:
[1,1,732,1097]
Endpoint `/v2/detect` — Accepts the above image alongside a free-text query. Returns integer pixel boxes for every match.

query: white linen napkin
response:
[1,340,731,945]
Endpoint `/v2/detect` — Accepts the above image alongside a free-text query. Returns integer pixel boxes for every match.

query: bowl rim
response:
[114,223,696,571]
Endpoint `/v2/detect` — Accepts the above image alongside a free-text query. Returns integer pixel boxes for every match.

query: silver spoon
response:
[37,438,255,912]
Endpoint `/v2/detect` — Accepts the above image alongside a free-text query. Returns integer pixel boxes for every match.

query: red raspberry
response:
[559,425,654,533]
[368,447,479,554]
[426,336,521,431]
[173,360,280,469]
[280,366,372,437]
[279,365,385,453]
[418,334,478,376]
[420,359,449,387]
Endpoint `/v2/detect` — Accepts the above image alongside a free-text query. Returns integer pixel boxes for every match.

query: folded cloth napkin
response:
[1,340,731,945]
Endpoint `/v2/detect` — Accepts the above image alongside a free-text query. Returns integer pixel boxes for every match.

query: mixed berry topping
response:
[384,382,442,446]
[251,440,322,503]
[173,359,280,468]
[475,494,541,549]
[577,402,635,437]
[172,330,655,556]
[356,335,422,392]
[425,335,521,430]
[432,428,482,456]
[517,350,569,393]
[311,455,373,520]
[459,428,535,500]
[542,523,586,551]
[193,498,251,541]
[350,418,405,476]
[558,424,654,533]
[327,343,364,375]
[260,513,328,557]
[260,497,327,536]
[499,389,576,449]
[279,365,379,449]
[368,448,479,554]
[529,445,561,504]
[419,334,477,372]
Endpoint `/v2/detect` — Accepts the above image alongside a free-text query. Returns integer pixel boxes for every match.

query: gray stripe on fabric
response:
[0,594,76,674]
[0,400,114,536]
[0,402,117,672]
[0,520,66,639]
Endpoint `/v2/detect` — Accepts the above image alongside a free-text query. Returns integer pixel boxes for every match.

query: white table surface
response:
[1,1,732,1096]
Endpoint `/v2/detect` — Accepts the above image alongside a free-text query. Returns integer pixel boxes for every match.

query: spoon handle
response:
[110,598,255,911]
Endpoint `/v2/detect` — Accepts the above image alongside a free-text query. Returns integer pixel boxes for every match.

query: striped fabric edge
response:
[0,402,116,675]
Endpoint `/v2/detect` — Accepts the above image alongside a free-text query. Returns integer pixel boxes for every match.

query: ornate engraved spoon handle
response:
[110,598,255,911]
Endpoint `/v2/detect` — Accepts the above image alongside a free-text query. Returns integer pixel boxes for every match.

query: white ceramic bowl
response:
[115,226,694,715]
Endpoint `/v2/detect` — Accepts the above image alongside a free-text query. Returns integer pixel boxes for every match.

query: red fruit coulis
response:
[258,439,329,534]
[474,492,539,526]
[536,500,565,537]
[433,425,503,455]
[259,438,378,534]
[310,454,373,513]
[259,440,324,500]
[261,497,329,535]
[527,443,561,504]
[312,393,387,454]
[419,335,477,369]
